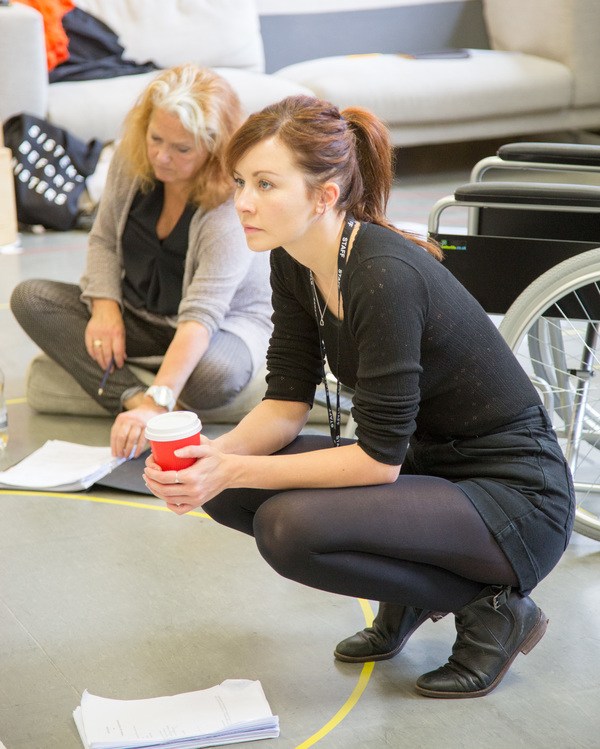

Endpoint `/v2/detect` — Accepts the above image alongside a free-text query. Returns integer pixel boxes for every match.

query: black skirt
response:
[403,404,576,594]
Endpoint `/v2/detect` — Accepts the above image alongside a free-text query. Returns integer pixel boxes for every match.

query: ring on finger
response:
[93,339,103,347]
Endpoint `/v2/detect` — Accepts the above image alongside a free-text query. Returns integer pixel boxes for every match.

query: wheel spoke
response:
[499,248,600,541]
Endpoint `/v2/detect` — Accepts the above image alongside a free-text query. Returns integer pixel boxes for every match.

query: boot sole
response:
[334,641,406,663]
[414,608,549,699]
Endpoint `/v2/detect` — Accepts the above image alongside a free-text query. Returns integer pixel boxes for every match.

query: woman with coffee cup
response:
[143,95,575,699]
[11,64,272,459]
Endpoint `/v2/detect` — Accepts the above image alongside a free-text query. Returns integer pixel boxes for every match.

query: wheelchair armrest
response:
[455,181,600,208]
[497,142,600,167]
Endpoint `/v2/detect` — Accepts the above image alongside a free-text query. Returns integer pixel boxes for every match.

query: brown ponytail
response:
[341,106,442,260]
[226,95,442,260]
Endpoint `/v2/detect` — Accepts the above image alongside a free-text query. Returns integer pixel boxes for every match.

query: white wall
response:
[257,0,476,13]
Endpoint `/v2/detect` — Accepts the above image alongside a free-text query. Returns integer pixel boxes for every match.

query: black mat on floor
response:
[94,448,152,494]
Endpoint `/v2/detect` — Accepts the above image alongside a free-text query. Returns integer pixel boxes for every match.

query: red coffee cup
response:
[145,411,202,471]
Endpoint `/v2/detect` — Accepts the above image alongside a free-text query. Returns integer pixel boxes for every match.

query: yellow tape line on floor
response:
[294,600,375,749]
[0,489,211,517]
[0,489,375,747]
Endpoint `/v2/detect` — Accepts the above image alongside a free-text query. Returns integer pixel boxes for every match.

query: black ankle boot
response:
[415,585,548,698]
[334,604,445,663]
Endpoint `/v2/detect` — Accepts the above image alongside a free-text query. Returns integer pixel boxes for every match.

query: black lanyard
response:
[309,217,355,447]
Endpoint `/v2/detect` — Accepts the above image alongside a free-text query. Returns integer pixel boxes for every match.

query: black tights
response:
[203,436,519,613]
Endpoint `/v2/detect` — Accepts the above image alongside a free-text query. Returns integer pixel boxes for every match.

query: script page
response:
[76,680,278,747]
[0,440,124,490]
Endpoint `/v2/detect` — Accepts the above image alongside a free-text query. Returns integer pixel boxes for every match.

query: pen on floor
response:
[98,355,115,396]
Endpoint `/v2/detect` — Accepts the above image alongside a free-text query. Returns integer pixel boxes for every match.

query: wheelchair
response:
[429,141,600,541]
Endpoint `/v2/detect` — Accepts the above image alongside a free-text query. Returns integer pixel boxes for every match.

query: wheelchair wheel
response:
[499,246,600,541]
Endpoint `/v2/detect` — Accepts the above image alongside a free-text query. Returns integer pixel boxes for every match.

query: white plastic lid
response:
[145,411,202,442]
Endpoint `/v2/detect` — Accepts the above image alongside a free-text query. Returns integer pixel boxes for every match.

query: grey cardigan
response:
[79,152,273,374]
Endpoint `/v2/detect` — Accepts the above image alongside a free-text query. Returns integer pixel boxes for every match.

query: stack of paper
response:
[73,680,280,749]
[0,440,125,492]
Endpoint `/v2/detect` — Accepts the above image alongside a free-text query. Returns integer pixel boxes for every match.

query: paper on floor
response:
[73,679,279,749]
[0,440,125,492]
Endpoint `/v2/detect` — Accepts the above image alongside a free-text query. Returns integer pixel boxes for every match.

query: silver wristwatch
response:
[145,385,176,412]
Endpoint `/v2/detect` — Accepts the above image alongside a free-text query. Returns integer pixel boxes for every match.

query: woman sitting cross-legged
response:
[11,64,272,459]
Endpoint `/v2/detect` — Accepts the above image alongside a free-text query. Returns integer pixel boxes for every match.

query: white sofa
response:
[0,0,312,144]
[273,0,600,147]
[1,0,599,149]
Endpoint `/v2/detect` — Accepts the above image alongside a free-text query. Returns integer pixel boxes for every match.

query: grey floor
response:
[1,135,600,749]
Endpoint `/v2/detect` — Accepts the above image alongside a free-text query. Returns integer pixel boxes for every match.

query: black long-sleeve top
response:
[264,222,540,465]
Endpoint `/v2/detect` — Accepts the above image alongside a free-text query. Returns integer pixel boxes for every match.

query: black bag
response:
[3,113,103,230]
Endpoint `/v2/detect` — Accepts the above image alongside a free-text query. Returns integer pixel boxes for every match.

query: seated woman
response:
[11,64,273,459]
[143,95,575,699]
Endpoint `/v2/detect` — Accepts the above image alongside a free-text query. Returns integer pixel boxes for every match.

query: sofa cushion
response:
[48,68,314,143]
[48,70,161,143]
[482,0,600,108]
[214,68,314,117]
[25,354,270,423]
[74,0,265,72]
[274,50,572,126]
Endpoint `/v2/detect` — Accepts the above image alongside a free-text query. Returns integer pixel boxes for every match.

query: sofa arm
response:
[482,0,600,108]
[0,2,48,124]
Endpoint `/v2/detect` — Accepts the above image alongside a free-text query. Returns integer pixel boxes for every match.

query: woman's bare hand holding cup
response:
[143,436,233,514]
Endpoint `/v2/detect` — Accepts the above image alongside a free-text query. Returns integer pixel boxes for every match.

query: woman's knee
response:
[254,494,316,578]
[180,335,253,410]
[10,279,77,325]
[10,279,38,320]
[203,488,265,536]
[10,280,52,335]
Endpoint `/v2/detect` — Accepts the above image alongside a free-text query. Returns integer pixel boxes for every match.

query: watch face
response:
[154,387,170,406]
[148,386,174,409]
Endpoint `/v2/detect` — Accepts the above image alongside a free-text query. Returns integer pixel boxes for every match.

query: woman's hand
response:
[143,438,231,515]
[111,404,166,459]
[86,299,126,370]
